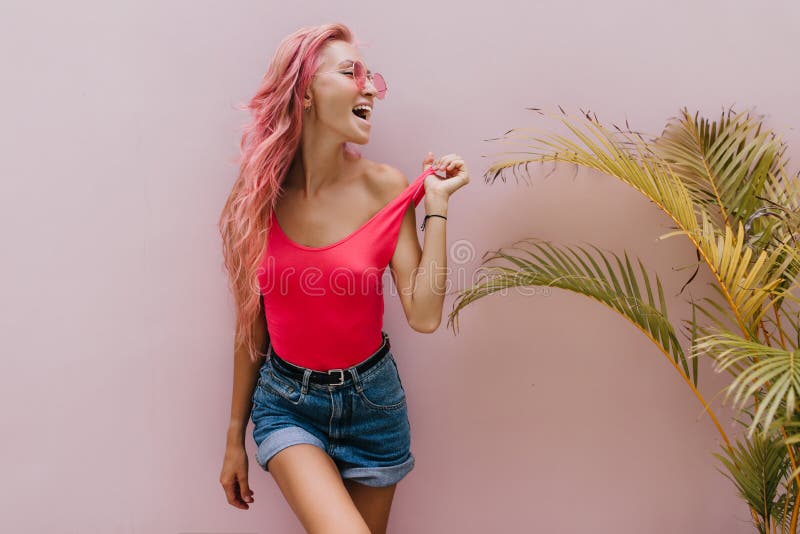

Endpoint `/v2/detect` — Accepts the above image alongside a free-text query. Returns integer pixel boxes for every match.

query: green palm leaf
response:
[447,238,695,383]
[485,111,700,239]
[685,213,795,338]
[712,432,791,534]
[653,107,786,234]
[466,106,800,528]
[694,332,800,439]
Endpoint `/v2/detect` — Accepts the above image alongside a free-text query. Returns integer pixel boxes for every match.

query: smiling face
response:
[304,40,378,145]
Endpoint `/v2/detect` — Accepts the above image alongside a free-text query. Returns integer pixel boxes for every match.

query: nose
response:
[361,76,377,96]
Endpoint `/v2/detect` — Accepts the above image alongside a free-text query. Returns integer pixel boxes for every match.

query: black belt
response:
[268,331,391,386]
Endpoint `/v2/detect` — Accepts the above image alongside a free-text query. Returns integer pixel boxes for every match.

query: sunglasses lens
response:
[372,73,387,100]
[353,61,387,100]
[353,61,364,85]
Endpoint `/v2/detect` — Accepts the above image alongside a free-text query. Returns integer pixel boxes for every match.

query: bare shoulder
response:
[363,160,410,204]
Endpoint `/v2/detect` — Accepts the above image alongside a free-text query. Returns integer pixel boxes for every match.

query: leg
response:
[267,443,371,534]
[343,479,397,534]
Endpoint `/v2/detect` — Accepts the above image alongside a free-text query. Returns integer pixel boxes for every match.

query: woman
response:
[218,23,469,533]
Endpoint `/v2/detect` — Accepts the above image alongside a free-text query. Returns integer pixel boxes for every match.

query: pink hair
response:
[218,22,365,362]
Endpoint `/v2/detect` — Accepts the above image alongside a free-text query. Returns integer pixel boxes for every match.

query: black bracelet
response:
[420,214,447,231]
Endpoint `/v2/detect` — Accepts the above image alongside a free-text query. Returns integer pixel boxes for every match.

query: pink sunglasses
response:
[314,60,388,100]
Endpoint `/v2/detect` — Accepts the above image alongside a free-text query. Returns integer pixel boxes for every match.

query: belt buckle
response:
[327,368,345,386]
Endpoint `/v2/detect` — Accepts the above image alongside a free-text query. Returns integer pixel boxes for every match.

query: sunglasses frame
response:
[313,60,387,100]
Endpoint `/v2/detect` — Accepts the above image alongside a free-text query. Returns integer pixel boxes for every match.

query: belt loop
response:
[349,364,363,393]
[301,368,311,394]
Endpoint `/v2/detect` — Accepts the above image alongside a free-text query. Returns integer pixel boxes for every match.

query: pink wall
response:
[3,0,799,532]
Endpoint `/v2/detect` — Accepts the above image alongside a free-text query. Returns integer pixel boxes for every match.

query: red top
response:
[258,167,436,371]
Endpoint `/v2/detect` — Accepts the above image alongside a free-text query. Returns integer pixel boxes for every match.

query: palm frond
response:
[483,110,796,347]
[484,111,700,239]
[690,214,795,338]
[712,432,791,534]
[447,238,696,383]
[760,298,800,353]
[694,332,800,438]
[685,283,745,337]
[653,107,788,241]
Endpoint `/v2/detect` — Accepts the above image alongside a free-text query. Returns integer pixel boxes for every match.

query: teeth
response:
[353,104,372,115]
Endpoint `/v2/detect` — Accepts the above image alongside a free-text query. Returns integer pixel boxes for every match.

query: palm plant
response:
[448,106,800,532]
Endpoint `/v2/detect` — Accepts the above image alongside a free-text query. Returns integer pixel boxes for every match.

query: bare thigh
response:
[267,443,371,534]
[344,479,397,534]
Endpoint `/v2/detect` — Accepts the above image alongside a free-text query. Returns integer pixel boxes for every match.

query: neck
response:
[289,127,352,198]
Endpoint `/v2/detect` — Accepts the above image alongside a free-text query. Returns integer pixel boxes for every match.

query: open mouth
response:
[352,106,371,124]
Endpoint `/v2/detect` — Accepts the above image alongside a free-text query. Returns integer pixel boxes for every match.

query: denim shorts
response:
[249,338,415,487]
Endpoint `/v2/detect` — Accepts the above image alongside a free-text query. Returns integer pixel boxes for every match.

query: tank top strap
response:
[409,167,436,207]
[372,166,435,221]
[362,166,437,245]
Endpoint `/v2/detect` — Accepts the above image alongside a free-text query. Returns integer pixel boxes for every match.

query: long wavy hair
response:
[218,23,365,362]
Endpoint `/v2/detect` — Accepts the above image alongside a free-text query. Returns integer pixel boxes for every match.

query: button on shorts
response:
[250,347,415,487]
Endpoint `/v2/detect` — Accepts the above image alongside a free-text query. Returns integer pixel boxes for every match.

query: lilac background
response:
[2,0,799,532]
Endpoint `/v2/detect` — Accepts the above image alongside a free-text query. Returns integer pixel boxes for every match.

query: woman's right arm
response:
[227,296,267,446]
[220,296,268,509]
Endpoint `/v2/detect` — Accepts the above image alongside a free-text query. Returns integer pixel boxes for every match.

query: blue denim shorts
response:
[250,335,414,487]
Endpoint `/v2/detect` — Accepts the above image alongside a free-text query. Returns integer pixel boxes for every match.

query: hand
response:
[422,152,470,200]
[220,444,254,510]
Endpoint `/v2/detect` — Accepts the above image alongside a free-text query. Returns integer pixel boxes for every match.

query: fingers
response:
[432,154,461,170]
[422,151,435,171]
[431,154,466,177]
[222,479,247,509]
[221,474,253,510]
[239,474,254,504]
[427,152,469,183]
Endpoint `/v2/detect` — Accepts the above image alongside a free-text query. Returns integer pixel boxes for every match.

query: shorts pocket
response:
[357,355,407,411]
[260,362,305,405]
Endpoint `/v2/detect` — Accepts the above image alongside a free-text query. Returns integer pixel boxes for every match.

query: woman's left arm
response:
[390,153,470,332]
